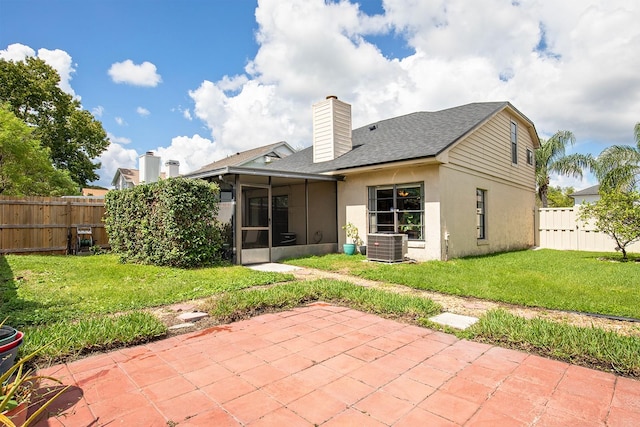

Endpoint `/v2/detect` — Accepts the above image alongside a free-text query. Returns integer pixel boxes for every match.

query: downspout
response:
[305,179,309,245]
[234,174,240,264]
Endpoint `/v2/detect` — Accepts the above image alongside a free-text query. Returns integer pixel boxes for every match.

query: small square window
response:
[527,149,533,166]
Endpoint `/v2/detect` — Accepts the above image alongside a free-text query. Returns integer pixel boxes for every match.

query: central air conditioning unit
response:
[367,233,408,263]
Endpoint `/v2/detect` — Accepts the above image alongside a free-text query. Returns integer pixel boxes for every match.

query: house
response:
[111,152,175,190]
[570,184,600,205]
[188,141,296,177]
[186,96,540,264]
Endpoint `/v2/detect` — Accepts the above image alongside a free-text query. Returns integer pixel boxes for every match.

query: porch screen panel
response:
[242,186,269,249]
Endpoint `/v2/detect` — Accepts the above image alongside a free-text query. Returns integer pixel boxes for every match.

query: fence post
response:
[66,199,72,255]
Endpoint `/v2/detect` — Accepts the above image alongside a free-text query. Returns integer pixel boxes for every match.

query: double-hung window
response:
[511,121,518,164]
[476,189,486,240]
[368,183,424,240]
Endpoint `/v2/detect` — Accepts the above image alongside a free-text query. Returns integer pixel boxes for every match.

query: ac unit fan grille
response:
[367,233,407,263]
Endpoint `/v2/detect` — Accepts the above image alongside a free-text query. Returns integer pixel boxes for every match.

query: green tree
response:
[536,131,593,208]
[595,123,640,192]
[0,104,79,196]
[543,186,575,208]
[0,57,109,186]
[578,190,640,260]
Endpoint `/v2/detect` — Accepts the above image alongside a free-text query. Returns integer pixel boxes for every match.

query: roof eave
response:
[185,165,343,182]
[324,156,442,175]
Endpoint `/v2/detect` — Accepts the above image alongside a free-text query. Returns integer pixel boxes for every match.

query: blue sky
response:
[1,0,639,189]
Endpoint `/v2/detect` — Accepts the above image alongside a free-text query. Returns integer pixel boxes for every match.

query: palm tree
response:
[595,123,640,192]
[536,130,594,207]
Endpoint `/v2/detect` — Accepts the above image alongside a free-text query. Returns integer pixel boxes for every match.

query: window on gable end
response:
[511,121,518,164]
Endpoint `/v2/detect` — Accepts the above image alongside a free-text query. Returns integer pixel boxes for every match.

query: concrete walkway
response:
[34,303,639,426]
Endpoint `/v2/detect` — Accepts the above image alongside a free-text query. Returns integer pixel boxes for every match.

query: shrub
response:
[104,177,224,267]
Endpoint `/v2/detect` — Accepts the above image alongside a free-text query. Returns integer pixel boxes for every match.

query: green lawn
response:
[1,254,292,327]
[285,249,640,319]
[0,254,293,360]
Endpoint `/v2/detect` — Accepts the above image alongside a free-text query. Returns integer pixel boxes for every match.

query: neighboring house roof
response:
[111,168,167,187]
[111,168,140,186]
[570,184,600,198]
[81,188,109,197]
[267,102,538,174]
[189,141,295,175]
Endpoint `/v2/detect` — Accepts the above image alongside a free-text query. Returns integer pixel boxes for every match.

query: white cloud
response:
[37,48,78,98]
[107,132,131,145]
[136,106,150,117]
[183,109,192,121]
[0,43,35,60]
[550,173,596,191]
[115,117,126,126]
[92,106,104,117]
[108,59,162,87]
[0,43,78,98]
[154,135,219,175]
[185,0,640,165]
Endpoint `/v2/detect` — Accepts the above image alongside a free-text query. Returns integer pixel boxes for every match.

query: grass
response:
[1,253,293,364]
[285,250,640,318]
[22,312,167,363]
[465,309,640,377]
[200,279,441,323]
[1,254,293,326]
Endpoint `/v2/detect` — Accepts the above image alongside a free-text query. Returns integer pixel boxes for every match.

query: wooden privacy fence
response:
[537,207,640,253]
[0,196,109,255]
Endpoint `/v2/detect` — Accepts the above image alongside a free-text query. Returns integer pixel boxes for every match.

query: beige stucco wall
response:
[308,181,338,244]
[439,165,536,258]
[338,163,443,261]
[441,108,537,258]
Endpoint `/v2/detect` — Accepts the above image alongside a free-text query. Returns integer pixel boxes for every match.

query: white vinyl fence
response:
[537,207,640,253]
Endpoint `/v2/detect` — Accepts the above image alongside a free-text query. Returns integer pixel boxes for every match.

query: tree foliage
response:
[535,131,594,208]
[541,186,575,208]
[578,190,640,260]
[0,104,79,196]
[595,123,640,192]
[0,57,109,186]
[104,178,224,268]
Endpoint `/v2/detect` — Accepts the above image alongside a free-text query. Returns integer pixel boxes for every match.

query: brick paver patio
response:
[34,303,640,426]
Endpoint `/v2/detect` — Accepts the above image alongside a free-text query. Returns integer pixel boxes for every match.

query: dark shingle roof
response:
[266,102,512,174]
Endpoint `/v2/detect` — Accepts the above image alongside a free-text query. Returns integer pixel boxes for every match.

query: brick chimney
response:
[312,96,352,163]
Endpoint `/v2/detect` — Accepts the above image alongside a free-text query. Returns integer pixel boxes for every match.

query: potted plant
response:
[342,222,362,255]
[1,347,69,427]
